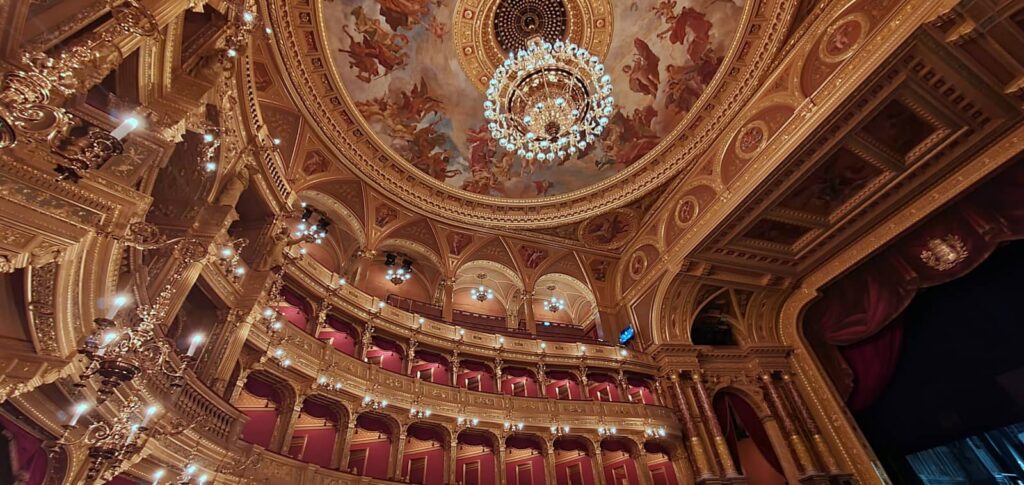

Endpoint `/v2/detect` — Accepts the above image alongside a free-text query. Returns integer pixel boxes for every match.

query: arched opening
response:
[505,434,546,485]
[277,285,314,332]
[366,335,405,374]
[452,261,523,331]
[288,397,346,469]
[644,442,680,485]
[690,289,739,346]
[712,391,785,485]
[600,437,641,485]
[625,376,658,404]
[166,285,223,360]
[532,274,598,336]
[457,430,498,485]
[545,370,583,400]
[0,413,49,484]
[317,314,359,356]
[237,374,285,449]
[348,413,394,479]
[586,373,621,402]
[457,360,497,393]
[402,423,448,485]
[553,436,596,485]
[501,366,540,397]
[410,349,451,385]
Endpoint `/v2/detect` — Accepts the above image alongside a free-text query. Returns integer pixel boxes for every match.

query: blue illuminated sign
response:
[619,326,635,345]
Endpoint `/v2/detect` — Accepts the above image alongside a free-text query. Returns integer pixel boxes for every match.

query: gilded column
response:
[359,319,375,362]
[544,441,557,485]
[451,355,461,387]
[495,355,504,393]
[617,370,630,402]
[442,278,455,322]
[653,379,666,406]
[273,397,305,454]
[448,441,459,485]
[592,442,607,485]
[523,290,537,334]
[497,443,507,485]
[761,372,818,475]
[330,420,347,469]
[783,372,840,474]
[338,421,356,472]
[390,431,408,480]
[668,374,714,479]
[406,338,418,376]
[636,451,654,485]
[691,370,738,477]
[537,362,549,398]
[580,365,591,400]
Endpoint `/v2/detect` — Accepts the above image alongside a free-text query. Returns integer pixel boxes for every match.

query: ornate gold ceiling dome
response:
[272,0,782,227]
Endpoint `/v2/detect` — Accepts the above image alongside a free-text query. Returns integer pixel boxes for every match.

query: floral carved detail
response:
[920,234,968,271]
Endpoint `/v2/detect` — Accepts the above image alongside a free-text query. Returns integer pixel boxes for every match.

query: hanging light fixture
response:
[293,202,330,245]
[78,283,204,402]
[485,35,614,163]
[384,255,413,286]
[469,273,494,302]
[544,286,566,313]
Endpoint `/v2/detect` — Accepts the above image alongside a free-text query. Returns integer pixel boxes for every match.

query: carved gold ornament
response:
[919,234,968,271]
[453,0,612,92]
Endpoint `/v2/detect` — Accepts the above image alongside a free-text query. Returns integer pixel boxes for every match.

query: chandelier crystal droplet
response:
[485,36,614,163]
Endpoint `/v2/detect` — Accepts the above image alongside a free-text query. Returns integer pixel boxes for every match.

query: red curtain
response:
[713,392,784,477]
[839,318,905,411]
[805,158,1024,410]
[0,414,48,485]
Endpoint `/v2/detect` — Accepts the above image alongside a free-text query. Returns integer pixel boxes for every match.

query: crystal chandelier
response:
[469,274,494,302]
[485,37,614,163]
[361,384,389,410]
[596,424,618,437]
[544,293,566,313]
[408,397,432,419]
[384,254,413,286]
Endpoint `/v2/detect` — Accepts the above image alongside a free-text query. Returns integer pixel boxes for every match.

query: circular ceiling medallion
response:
[493,0,567,53]
[453,0,611,93]
[820,13,869,64]
[674,196,699,227]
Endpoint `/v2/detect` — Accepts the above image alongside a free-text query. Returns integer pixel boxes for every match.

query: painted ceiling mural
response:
[324,0,744,198]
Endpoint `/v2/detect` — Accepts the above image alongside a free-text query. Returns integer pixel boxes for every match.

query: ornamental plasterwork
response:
[258,0,793,228]
[452,0,612,93]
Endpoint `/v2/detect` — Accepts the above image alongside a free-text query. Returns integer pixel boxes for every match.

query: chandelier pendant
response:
[485,36,614,163]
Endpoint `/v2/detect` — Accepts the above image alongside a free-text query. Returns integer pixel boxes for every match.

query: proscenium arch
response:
[657,274,750,346]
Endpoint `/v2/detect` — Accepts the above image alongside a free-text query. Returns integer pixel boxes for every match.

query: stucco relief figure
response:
[254,224,304,272]
[215,164,250,207]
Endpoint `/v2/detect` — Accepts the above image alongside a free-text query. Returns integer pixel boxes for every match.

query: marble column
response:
[782,373,841,474]
[691,371,739,478]
[668,374,714,479]
[762,372,818,475]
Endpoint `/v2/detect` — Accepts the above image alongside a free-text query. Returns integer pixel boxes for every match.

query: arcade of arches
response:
[0,0,1023,484]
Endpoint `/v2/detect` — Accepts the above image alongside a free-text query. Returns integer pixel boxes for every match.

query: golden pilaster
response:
[761,372,819,475]
[668,374,715,479]
[783,372,841,474]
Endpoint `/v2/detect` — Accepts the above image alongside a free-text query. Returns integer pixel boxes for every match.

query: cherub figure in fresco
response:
[426,16,448,42]
[657,5,713,64]
[533,180,553,196]
[622,38,660,97]
[588,213,631,245]
[339,9,410,83]
[461,170,498,195]
[398,78,442,121]
[378,0,433,31]
[603,106,660,169]
[664,48,721,113]
[492,150,516,181]
[466,124,497,171]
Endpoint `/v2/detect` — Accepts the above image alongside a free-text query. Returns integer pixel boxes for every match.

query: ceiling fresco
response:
[323,0,745,198]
